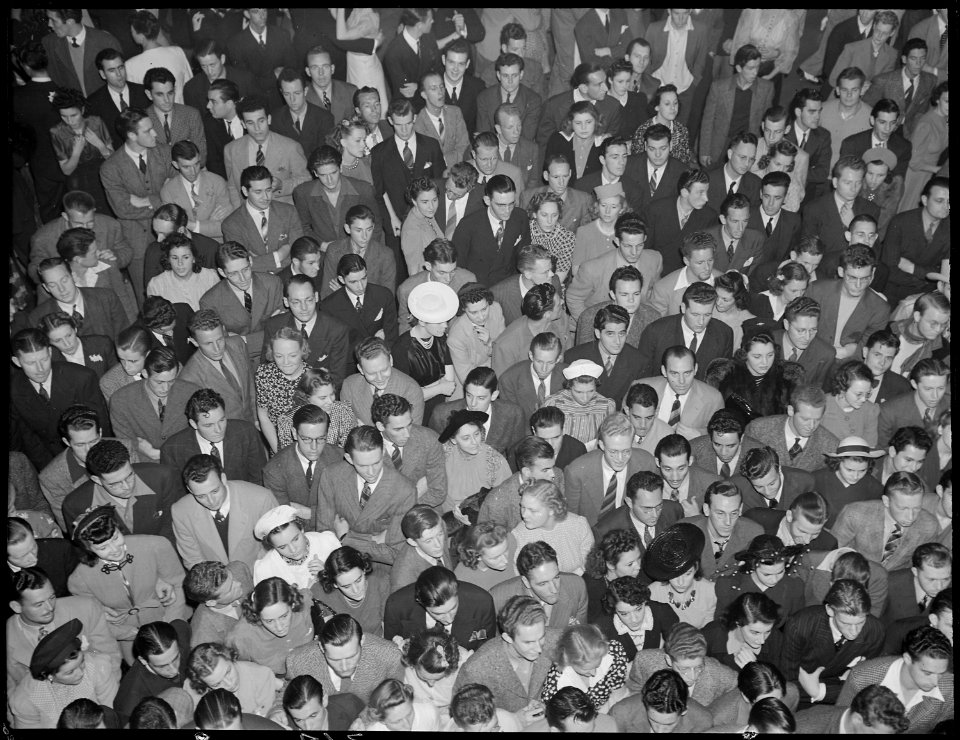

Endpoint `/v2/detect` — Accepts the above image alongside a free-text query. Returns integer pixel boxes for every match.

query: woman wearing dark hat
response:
[594,575,679,661]
[66,505,187,666]
[702,592,786,672]
[440,409,512,516]
[9,618,118,729]
[811,436,886,529]
[645,522,717,629]
[713,535,806,626]
[391,281,459,420]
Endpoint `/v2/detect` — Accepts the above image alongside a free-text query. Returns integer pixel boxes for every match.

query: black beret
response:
[439,409,489,444]
[29,618,82,680]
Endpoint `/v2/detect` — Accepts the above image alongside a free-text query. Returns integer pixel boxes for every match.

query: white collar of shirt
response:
[793,121,809,141]
[833,192,853,215]
[69,26,87,46]
[871,133,887,149]
[250,26,266,44]
[913,576,927,607]
[596,9,609,24]
[444,76,460,98]
[769,474,785,504]
[357,470,384,497]
[601,458,628,507]
[827,612,843,643]
[782,333,799,358]
[776,516,795,545]
[518,274,532,301]
[721,449,741,477]
[194,431,223,459]
[880,657,945,710]
[109,84,130,108]
[228,281,251,305]
[181,174,200,200]
[675,266,714,292]
[679,320,704,349]
[56,292,84,316]
[857,18,871,35]
[647,160,662,180]
[763,209,780,231]
[572,89,589,104]
[212,485,231,518]
[350,291,365,309]
[424,612,452,632]
[124,144,147,169]
[295,445,314,474]
[723,166,740,193]
[601,172,620,186]
[902,67,916,90]
[246,200,268,226]
[447,192,466,219]
[784,418,807,451]
[530,366,551,396]
[659,385,690,423]
[224,116,243,139]
[613,606,654,637]
[482,407,493,438]
[403,28,420,55]
[427,107,445,129]
[630,510,655,541]
[395,134,416,160]
[249,133,269,158]
[293,314,316,336]
[32,376,53,397]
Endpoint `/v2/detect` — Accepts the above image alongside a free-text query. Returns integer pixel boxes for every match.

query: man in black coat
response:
[271,70,335,162]
[785,88,833,204]
[381,9,439,114]
[225,8,297,109]
[705,133,762,213]
[85,48,151,149]
[750,171,802,267]
[183,38,258,112]
[743,490,839,552]
[441,39,486,134]
[564,305,642,409]
[839,99,912,179]
[729,445,816,511]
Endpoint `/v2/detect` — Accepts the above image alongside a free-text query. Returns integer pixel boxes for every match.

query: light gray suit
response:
[159,169,231,240]
[563,448,658,528]
[178,334,257,425]
[632,376,725,442]
[833,500,940,572]
[198,272,284,364]
[223,131,310,208]
[566,250,663,321]
[490,574,588,629]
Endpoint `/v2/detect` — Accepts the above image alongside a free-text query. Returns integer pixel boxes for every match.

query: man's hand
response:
[327,276,340,293]
[680,498,700,517]
[307,554,324,578]
[137,438,161,461]
[400,82,418,98]
[271,176,284,195]
[518,700,545,726]
[700,155,714,167]
[390,213,403,237]
[211,204,231,220]
[372,529,388,545]
[130,195,152,208]
[274,243,292,264]
[798,665,826,699]
[156,579,176,606]
[96,248,117,261]
[899,257,916,274]
[472,325,490,344]
[836,342,858,360]
[734,644,757,668]
[334,514,350,538]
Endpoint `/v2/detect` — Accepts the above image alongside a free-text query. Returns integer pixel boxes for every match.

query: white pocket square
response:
[317,354,328,362]
[375,308,383,321]
[743,256,754,268]
[513,235,522,246]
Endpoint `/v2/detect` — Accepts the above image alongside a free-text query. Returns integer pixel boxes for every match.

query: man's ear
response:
[9,601,22,615]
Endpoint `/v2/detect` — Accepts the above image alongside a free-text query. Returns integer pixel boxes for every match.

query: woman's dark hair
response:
[737,661,787,703]
[240,576,304,624]
[129,696,178,729]
[829,359,874,397]
[721,592,780,631]
[402,626,460,678]
[714,271,751,310]
[319,546,373,593]
[159,234,202,274]
[748,697,796,733]
[602,575,651,615]
[72,508,119,566]
[585,529,641,579]
[51,86,87,115]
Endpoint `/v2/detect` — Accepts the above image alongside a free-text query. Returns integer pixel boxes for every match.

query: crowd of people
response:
[7,6,953,734]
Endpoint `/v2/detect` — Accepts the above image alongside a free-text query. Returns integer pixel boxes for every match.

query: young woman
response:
[454,522,517,592]
[570,182,625,273]
[644,522,716,628]
[812,437,885,528]
[543,360,616,449]
[256,326,309,454]
[278,367,358,449]
[540,624,629,712]
[750,261,809,320]
[583,529,643,622]
[351,678,442,731]
[594,575,679,661]
[544,101,608,185]
[224,576,315,676]
[446,284,506,392]
[186,642,280,717]
[510,481,594,576]
[719,331,794,426]
[440,410,512,516]
[252,505,341,590]
[334,9,388,108]
[712,272,756,349]
[332,117,373,185]
[629,84,695,166]
[528,191,576,284]
[821,361,881,447]
[49,87,113,212]
[400,178,445,276]
[146,236,219,310]
[401,627,467,713]
[713,536,805,625]
[314,546,390,638]
[703,592,785,672]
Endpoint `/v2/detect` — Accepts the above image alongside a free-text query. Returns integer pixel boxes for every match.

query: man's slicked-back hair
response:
[642,668,688,713]
[680,230,717,258]
[344,425,383,456]
[85,439,131,478]
[497,594,546,637]
[739,445,780,480]
[850,685,910,733]
[516,540,559,577]
[824,578,872,616]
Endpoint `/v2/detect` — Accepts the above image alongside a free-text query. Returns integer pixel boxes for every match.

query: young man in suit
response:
[785,88,833,204]
[690,410,762,480]
[654,434,722,517]
[862,329,912,405]
[827,11,900,89]
[498,332,567,424]
[489,542,588,629]
[222,164,304,274]
[537,63,623,152]
[521,155,592,234]
[320,205,395,299]
[440,40,485,134]
[706,193,764,277]
[143,67,207,166]
[453,174,532,288]
[86,48,151,150]
[99,108,174,301]
[160,387,264,485]
[10,329,112,472]
[413,70,469,171]
[621,383,673,458]
[466,131,525,207]
[382,8,438,114]
[908,9,949,82]
[773,296,836,389]
[316,425,417,565]
[889,291,950,379]
[835,472,940,572]
[429,366,526,457]
[372,393,447,510]
[183,38,258,113]
[573,137,643,214]
[61,439,179,543]
[705,133,762,214]
[29,258,128,341]
[384,567,497,654]
[562,412,656,528]
[479,436,566,530]
[745,385,840,473]
[41,9,120,96]
[877,359,950,448]
[699,44,774,168]
[745,491,838,552]
[271,68,334,162]
[319,254,398,359]
[564,305,641,409]
[223,96,310,208]
[434,163,484,241]
[882,543,951,626]
[573,8,631,67]
[645,171,719,278]
[731,445,816,512]
[628,124,688,219]
[575,266,661,348]
[814,10,877,89]
[198,242,284,365]
[172,452,278,572]
[160,141,230,242]
[303,46,358,125]
[490,244,557,327]
[781,579,885,707]
[839,99,911,179]
[595,469,684,555]
[640,282,733,381]
[490,103,540,191]
[202,79,244,180]
[476,53,542,143]
[339,337,425,427]
[751,172,802,269]
[225,7,296,108]
[261,404,342,529]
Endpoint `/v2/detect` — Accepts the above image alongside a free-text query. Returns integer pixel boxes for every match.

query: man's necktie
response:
[924,407,934,424]
[294,116,301,134]
[882,523,903,561]
[720,462,731,479]
[765,217,773,237]
[788,347,799,362]
[919,595,929,613]
[359,481,372,509]
[37,384,49,402]
[537,380,546,405]
[679,211,690,229]
[305,460,314,490]
[163,114,171,140]
[925,220,937,241]
[355,295,363,311]
[603,14,610,33]
[214,509,226,524]
[219,359,242,397]
[834,636,847,651]
[209,444,222,466]
[495,220,505,248]
[726,240,736,264]
[70,36,79,48]
[728,181,737,196]
[322,90,331,110]
[258,33,266,48]
[243,291,252,313]
[391,445,402,467]
[158,399,165,423]
[119,92,128,112]
[840,202,852,227]
[72,304,83,324]
[941,26,948,52]
[668,397,681,428]
[38,627,48,639]
[256,145,265,168]
[449,87,458,104]
[599,473,618,519]
[689,333,698,355]
[904,80,915,109]
[139,154,147,176]
[437,115,444,139]
[503,145,513,164]
[445,201,458,238]
[505,91,513,105]
[260,212,268,241]
[649,168,658,197]
[480,175,487,185]
[190,183,198,211]
[767,497,777,509]
[225,119,234,140]
[403,141,414,169]
[714,540,725,561]
[788,437,802,460]
[799,131,807,149]
[643,526,654,547]
[373,387,382,398]
[416,39,422,59]
[300,322,309,335]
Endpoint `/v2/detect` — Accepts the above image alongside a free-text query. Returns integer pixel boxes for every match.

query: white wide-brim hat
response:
[824,436,885,459]
[408,281,459,324]
[254,504,301,540]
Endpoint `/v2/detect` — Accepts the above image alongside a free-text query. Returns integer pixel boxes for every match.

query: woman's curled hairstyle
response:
[241,576,303,623]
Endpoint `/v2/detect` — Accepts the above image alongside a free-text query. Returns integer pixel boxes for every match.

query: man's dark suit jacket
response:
[159,420,265,485]
[318,285,398,353]
[880,208,950,304]
[628,155,688,218]
[383,580,497,654]
[262,442,343,531]
[822,16,873,92]
[226,25,297,107]
[452,208,532,288]
[690,433,764,478]
[138,302,197,368]
[42,26,119,97]
[62,462,181,543]
[706,225,765,277]
[877,391,950,450]
[183,65,258,112]
[840,130,911,179]
[564,340,643,409]
[371,134,445,225]
[428,398,526,456]
[476,83,543,143]
[202,111,233,179]
[574,171,644,214]
[781,605,885,705]
[637,315,734,381]
[706,168,761,214]
[10,363,111,471]
[574,8,632,67]
[4,538,79,607]
[87,82,151,149]
[270,102,335,163]
[498,360,568,424]
[444,75,486,135]
[293,175,383,247]
[433,179,485,234]
[595,501,684,557]
[804,280,891,353]
[259,309,353,388]
[730,466,815,511]
[382,34,439,113]
[749,208,801,266]
[645,198,719,274]
[12,78,65,188]
[784,126,832,201]
[771,328,835,390]
[881,568,931,626]
[874,371,911,405]
[800,194,880,275]
[742,506,838,551]
[29,287,128,342]
[50,334,117,379]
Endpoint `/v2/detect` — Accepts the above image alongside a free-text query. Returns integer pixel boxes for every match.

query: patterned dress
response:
[530,219,577,279]
[256,362,306,448]
[542,389,616,448]
[541,639,629,712]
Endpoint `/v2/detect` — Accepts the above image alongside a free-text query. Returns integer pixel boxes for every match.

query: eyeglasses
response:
[297,435,326,446]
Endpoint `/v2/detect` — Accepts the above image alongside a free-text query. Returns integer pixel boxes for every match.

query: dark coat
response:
[563,340,643,408]
[644,197,719,274]
[318,284,398,354]
[749,207,801,267]
[452,207,532,288]
[159,420,266,485]
[270,102,335,163]
[383,580,497,654]
[86,82,151,149]
[637,314,734,381]
[799,193,880,275]
[259,309,353,388]
[370,133,445,223]
[706,167,761,213]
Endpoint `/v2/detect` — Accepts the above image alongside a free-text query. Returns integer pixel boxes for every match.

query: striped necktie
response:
[882,524,903,561]
[668,396,681,428]
[599,473,618,519]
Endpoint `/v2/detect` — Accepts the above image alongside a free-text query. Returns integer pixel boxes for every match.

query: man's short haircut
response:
[115,108,150,142]
[871,98,901,119]
[909,357,950,385]
[719,192,752,217]
[530,405,565,431]
[447,160,479,190]
[143,66,176,89]
[837,66,867,85]
[728,131,759,150]
[129,10,161,39]
[761,170,792,192]
[864,328,900,353]
[570,62,606,88]
[609,265,643,293]
[914,289,951,317]
[495,51,524,74]
[644,122,672,145]
[614,212,647,240]
[922,174,950,199]
[850,685,910,733]
[911,542,951,571]
[57,405,102,441]
[624,382,658,411]
[790,87,823,118]
[12,327,50,356]
[707,410,743,439]
[515,436,556,470]
[354,335,390,364]
[291,404,328,432]
[544,687,597,730]
[654,433,691,462]
[184,388,226,422]
[208,78,240,103]
[92,46,121,71]
[423,238,457,266]
[930,587,952,618]
[171,139,201,162]
[739,446,780,480]
[289,238,322,266]
[450,684,496,728]
[85,439,131,478]
[681,281,717,307]
[678,168,711,196]
[626,470,665,500]
[464,366,498,393]
[516,540,559,578]
[516,242,552,273]
[642,669,688,714]
[788,491,828,525]
[839,244,878,270]
[529,331,562,356]
[824,578,871,616]
[627,37,652,56]
[497,594,546,637]
[789,384,827,411]
[345,203,376,226]
[904,624,951,662]
[414,565,458,608]
[277,66,306,92]
[594,304,630,332]
[61,190,96,214]
[240,164,272,191]
[143,346,178,375]
[344,425,383,457]
[153,202,189,229]
[889,426,933,454]
[337,253,366,280]
[661,345,696,369]
[129,696,178,729]
[733,43,762,69]
[307,144,342,172]
[182,453,223,488]
[485,173,517,199]
[387,96,414,120]
[598,412,634,443]
[183,561,231,602]
[703,479,742,509]
[663,622,707,660]
[319,612,363,647]
[832,155,867,179]
[236,94,269,121]
[783,295,821,324]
